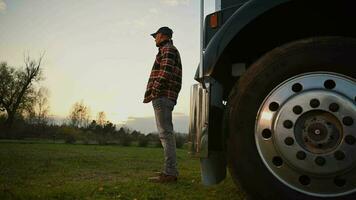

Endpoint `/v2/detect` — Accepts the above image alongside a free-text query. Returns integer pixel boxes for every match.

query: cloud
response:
[148,8,159,14]
[119,114,189,134]
[118,10,158,29]
[0,0,6,13]
[160,0,190,6]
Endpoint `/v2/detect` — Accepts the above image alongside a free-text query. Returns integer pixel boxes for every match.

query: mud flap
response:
[200,150,227,185]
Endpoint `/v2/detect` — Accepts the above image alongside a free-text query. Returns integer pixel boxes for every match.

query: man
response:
[143,26,182,183]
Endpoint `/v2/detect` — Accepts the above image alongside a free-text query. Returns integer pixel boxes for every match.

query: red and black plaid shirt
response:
[143,39,182,104]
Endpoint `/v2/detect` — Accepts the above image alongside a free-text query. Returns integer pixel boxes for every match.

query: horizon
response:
[47,112,189,134]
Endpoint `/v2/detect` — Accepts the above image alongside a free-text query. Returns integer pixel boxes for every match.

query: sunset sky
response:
[0,0,216,133]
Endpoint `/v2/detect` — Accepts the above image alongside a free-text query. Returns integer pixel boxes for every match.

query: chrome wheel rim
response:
[255,72,356,197]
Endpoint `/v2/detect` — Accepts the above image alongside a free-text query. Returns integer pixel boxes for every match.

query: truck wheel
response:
[226,37,356,200]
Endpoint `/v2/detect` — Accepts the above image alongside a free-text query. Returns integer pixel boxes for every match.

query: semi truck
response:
[188,0,356,199]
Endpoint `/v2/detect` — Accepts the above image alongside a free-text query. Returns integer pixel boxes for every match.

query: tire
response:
[226,37,356,200]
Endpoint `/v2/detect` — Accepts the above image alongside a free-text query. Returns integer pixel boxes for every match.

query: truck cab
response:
[189,0,356,199]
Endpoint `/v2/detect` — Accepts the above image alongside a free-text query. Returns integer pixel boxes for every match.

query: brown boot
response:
[148,174,178,183]
[154,171,165,176]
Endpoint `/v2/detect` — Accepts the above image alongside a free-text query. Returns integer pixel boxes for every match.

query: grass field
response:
[0,141,245,200]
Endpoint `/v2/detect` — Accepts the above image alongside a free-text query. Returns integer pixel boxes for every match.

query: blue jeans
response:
[152,97,178,176]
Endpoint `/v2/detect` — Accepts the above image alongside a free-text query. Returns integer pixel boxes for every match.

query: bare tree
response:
[69,100,91,128]
[25,87,50,126]
[0,54,44,127]
[96,111,106,127]
[36,87,50,125]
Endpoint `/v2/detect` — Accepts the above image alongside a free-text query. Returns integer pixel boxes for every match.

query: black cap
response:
[150,26,173,38]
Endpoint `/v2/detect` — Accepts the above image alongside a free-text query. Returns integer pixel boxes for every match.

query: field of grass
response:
[0,140,245,200]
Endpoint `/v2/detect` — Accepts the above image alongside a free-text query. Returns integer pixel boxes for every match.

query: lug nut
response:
[293,106,303,115]
[315,156,326,166]
[272,156,283,167]
[342,116,353,126]
[324,79,336,89]
[292,83,303,93]
[329,103,339,112]
[310,99,320,108]
[296,151,306,160]
[334,177,346,187]
[299,175,311,185]
[284,137,294,146]
[345,135,356,145]
[269,102,279,111]
[262,129,272,139]
[283,120,293,129]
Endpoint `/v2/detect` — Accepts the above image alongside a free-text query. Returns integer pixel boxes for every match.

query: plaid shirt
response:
[143,40,182,104]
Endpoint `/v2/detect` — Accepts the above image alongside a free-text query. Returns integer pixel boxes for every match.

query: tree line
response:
[0,55,188,148]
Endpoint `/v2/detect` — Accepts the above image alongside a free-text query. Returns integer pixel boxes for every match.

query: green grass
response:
[0,141,245,200]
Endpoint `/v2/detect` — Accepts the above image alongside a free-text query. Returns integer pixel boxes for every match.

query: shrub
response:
[65,134,76,144]
[59,127,81,144]
[97,137,108,145]
[120,134,132,146]
[138,135,149,147]
[82,130,95,145]
[175,133,187,149]
[82,137,89,145]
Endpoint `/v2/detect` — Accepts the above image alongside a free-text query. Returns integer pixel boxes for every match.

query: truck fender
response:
[201,0,292,78]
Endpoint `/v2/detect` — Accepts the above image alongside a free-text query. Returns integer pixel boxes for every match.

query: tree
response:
[131,130,142,140]
[96,111,106,127]
[25,87,50,126]
[88,120,97,130]
[117,127,126,136]
[103,121,115,133]
[0,54,44,127]
[35,87,50,126]
[69,100,91,128]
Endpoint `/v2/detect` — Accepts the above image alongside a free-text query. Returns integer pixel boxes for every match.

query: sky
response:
[0,0,216,133]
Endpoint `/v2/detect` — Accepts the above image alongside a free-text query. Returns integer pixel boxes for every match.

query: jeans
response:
[152,97,178,176]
